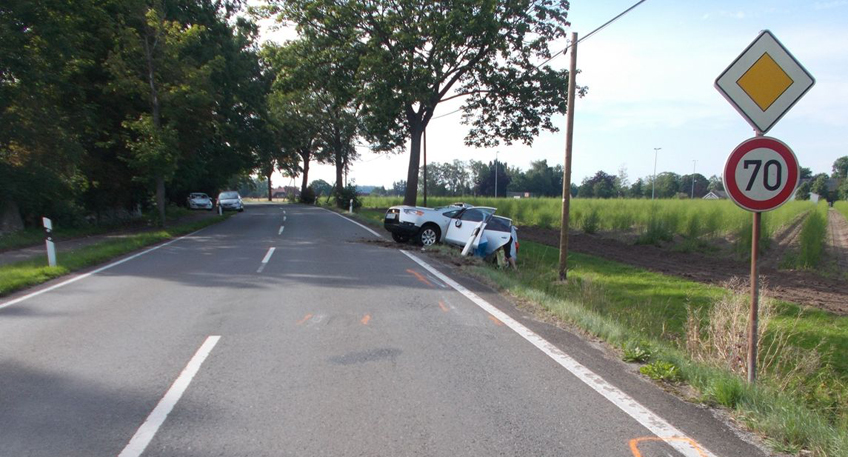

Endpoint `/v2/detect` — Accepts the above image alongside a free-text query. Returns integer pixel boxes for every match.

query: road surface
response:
[0,204,766,456]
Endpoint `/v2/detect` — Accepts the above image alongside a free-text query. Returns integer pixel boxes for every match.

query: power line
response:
[431,0,648,121]
[537,0,648,69]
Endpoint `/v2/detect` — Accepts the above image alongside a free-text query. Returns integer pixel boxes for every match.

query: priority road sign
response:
[715,30,815,134]
[723,136,799,212]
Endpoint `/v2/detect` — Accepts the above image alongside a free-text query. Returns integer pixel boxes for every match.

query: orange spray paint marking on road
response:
[629,437,707,457]
[361,314,371,325]
[296,314,313,325]
[438,301,449,312]
[406,269,434,287]
[488,315,504,326]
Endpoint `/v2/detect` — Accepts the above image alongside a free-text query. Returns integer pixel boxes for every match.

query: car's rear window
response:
[191,193,207,198]
[219,192,238,199]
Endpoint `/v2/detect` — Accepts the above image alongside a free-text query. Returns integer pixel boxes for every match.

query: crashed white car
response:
[383,204,518,260]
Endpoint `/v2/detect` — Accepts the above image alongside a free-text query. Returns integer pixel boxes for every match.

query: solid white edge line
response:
[0,226,211,311]
[400,250,718,457]
[323,209,384,239]
[118,335,221,457]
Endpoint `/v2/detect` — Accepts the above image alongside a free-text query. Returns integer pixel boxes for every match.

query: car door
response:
[444,208,488,246]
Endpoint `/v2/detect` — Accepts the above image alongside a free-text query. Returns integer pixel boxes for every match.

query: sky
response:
[260,1,848,190]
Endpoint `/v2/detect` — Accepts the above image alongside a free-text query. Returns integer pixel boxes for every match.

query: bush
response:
[333,185,362,210]
[299,187,316,204]
[640,361,682,382]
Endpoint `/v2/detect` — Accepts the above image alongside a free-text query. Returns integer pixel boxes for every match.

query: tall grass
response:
[836,201,848,222]
[795,202,829,268]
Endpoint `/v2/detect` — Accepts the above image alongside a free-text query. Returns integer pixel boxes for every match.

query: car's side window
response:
[459,209,484,222]
[442,210,461,218]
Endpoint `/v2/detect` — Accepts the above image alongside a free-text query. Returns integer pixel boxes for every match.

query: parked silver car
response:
[217,191,244,212]
[187,192,213,210]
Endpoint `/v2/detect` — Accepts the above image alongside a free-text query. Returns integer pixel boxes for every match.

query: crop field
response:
[361,196,815,244]
[836,201,848,221]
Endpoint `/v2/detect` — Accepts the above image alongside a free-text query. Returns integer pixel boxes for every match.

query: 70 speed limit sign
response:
[723,136,800,212]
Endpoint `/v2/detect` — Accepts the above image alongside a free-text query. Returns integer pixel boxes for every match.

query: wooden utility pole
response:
[558,32,578,282]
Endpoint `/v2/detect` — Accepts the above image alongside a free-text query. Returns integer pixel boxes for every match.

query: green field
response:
[361,196,814,250]
[836,201,848,221]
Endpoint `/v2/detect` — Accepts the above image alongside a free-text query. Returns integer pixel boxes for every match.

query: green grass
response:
[794,202,829,269]
[0,214,231,297]
[836,201,848,221]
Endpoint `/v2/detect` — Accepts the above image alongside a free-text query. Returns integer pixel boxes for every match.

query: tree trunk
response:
[267,171,273,201]
[144,29,166,227]
[334,148,344,196]
[300,150,310,197]
[403,122,423,206]
[0,196,24,234]
[156,174,166,227]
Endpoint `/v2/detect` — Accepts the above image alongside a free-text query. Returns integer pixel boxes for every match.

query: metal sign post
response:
[42,217,57,267]
[716,30,812,384]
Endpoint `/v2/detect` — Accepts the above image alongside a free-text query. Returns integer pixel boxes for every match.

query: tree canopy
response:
[278,0,579,205]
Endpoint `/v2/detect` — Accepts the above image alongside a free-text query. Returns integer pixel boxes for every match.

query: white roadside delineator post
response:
[349,199,353,214]
[42,217,57,267]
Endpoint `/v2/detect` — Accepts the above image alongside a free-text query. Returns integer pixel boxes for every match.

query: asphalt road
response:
[0,204,768,457]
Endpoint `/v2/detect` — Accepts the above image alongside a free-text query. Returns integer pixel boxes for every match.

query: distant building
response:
[507,191,533,199]
[271,186,300,199]
[702,190,727,200]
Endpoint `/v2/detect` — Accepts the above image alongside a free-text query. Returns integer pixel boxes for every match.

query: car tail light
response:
[515,241,519,253]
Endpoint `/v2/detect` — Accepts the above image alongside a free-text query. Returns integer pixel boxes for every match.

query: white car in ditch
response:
[383,204,518,260]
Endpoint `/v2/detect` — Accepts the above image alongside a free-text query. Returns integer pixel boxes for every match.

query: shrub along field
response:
[361,196,815,253]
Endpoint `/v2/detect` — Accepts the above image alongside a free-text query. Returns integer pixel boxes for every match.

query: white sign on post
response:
[715,30,815,134]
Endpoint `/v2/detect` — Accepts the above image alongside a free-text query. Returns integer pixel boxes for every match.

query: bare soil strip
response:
[827,208,848,272]
[519,226,848,315]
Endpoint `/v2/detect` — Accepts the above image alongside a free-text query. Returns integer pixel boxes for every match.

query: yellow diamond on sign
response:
[715,30,815,134]
[737,53,794,111]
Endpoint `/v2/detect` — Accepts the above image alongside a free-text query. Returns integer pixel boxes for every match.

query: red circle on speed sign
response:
[723,136,799,212]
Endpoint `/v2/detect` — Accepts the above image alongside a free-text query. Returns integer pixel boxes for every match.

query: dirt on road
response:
[519,225,848,314]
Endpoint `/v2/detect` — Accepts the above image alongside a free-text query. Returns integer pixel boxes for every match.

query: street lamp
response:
[651,147,661,200]
[691,160,697,199]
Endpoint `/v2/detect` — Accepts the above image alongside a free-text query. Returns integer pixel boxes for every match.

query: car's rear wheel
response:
[416,224,440,247]
[391,233,410,243]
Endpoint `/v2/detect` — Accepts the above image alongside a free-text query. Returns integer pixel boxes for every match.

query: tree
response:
[309,179,333,197]
[832,156,848,180]
[811,173,830,196]
[391,180,407,197]
[281,0,578,206]
[652,172,681,199]
[795,181,811,200]
[800,166,813,181]
[707,175,725,192]
[680,173,709,198]
[578,171,615,199]
[630,178,645,199]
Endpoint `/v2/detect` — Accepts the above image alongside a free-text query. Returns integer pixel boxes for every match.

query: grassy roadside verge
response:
[344,206,848,455]
[0,214,232,298]
[836,201,848,221]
